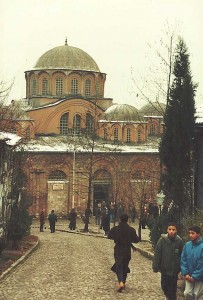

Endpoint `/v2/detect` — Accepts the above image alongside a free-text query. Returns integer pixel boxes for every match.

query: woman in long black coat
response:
[108,213,139,292]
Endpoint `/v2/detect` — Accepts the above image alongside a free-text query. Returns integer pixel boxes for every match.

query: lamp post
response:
[156,190,165,215]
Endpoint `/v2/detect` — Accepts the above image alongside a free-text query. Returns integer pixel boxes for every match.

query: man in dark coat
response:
[108,213,139,292]
[68,208,77,230]
[48,210,57,233]
[39,209,45,232]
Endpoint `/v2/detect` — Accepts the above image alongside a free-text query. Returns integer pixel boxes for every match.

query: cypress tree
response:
[159,37,197,216]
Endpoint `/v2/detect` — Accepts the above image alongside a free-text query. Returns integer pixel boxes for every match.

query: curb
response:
[57,228,155,259]
[0,239,39,281]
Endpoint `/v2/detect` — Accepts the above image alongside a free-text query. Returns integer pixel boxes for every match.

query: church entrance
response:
[92,169,112,215]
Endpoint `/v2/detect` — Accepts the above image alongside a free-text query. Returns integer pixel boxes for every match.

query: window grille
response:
[42,78,48,95]
[56,78,63,95]
[60,113,69,134]
[71,78,78,94]
[85,79,91,96]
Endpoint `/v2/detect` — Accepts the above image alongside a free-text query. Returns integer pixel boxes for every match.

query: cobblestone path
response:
[0,226,165,300]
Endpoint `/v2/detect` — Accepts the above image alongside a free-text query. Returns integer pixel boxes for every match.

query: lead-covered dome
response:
[104,104,141,121]
[34,43,100,72]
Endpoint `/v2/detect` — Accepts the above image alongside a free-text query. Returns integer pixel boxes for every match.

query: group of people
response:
[153,223,203,300]
[39,208,203,299]
[108,214,203,299]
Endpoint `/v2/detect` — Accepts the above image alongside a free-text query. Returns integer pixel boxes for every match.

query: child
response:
[152,223,183,300]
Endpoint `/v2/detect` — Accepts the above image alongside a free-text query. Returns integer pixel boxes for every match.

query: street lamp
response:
[156,190,165,215]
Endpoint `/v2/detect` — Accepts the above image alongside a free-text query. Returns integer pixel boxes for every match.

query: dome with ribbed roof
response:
[139,102,166,116]
[104,104,141,121]
[34,43,100,72]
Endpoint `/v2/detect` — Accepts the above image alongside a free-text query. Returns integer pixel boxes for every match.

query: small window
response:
[32,78,37,95]
[138,128,141,143]
[56,78,63,95]
[96,82,100,96]
[149,124,155,135]
[42,78,48,95]
[114,128,118,142]
[104,128,107,140]
[71,78,78,94]
[25,127,30,140]
[85,79,91,96]
[60,113,69,134]
[127,128,131,143]
[49,170,67,180]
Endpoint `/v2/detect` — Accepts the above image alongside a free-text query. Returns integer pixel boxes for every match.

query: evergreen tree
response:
[159,37,197,216]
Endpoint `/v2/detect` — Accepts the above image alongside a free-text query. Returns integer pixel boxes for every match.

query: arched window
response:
[149,124,155,135]
[32,78,37,95]
[114,128,118,142]
[127,128,131,143]
[42,78,48,95]
[56,78,63,95]
[96,82,100,97]
[25,127,30,140]
[104,128,107,140]
[73,114,81,135]
[85,79,91,96]
[71,78,78,94]
[138,128,141,143]
[49,170,67,180]
[86,113,93,135]
[60,113,69,134]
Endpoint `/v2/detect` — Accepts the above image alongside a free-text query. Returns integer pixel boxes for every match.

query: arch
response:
[48,170,67,180]
[60,112,69,134]
[55,77,63,96]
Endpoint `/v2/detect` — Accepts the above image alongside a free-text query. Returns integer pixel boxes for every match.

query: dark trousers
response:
[161,274,178,300]
[116,264,128,283]
[40,223,44,232]
[50,222,56,233]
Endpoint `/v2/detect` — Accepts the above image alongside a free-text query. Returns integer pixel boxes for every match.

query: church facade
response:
[5,41,165,217]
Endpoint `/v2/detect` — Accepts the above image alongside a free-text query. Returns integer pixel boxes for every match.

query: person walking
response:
[152,222,183,300]
[181,225,203,300]
[95,203,101,226]
[108,213,139,293]
[39,209,45,232]
[68,208,77,230]
[48,210,57,233]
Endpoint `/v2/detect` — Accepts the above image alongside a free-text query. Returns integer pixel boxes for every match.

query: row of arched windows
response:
[103,127,142,143]
[60,112,93,135]
[30,77,100,97]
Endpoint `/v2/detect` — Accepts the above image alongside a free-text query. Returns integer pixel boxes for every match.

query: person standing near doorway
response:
[48,210,57,233]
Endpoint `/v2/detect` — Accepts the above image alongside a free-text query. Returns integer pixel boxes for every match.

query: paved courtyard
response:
[0,219,178,300]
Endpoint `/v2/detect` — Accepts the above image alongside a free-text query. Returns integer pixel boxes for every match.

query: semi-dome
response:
[34,42,100,72]
[104,104,141,121]
[139,102,166,116]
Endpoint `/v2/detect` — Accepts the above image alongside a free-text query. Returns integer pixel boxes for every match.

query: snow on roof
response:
[0,131,22,146]
[18,136,159,154]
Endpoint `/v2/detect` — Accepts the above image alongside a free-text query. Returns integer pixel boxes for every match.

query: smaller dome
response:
[139,102,166,116]
[104,104,141,121]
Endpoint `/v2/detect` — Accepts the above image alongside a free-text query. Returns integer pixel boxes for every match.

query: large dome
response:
[34,43,100,72]
[104,104,141,121]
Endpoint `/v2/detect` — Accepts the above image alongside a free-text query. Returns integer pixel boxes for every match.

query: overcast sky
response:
[0,0,202,108]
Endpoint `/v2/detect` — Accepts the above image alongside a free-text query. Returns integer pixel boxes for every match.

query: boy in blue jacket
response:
[181,226,203,299]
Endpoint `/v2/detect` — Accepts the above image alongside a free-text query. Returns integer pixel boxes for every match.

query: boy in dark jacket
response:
[108,213,139,293]
[181,225,203,299]
[152,223,183,300]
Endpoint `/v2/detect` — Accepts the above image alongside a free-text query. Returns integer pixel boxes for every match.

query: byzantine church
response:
[5,40,166,217]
